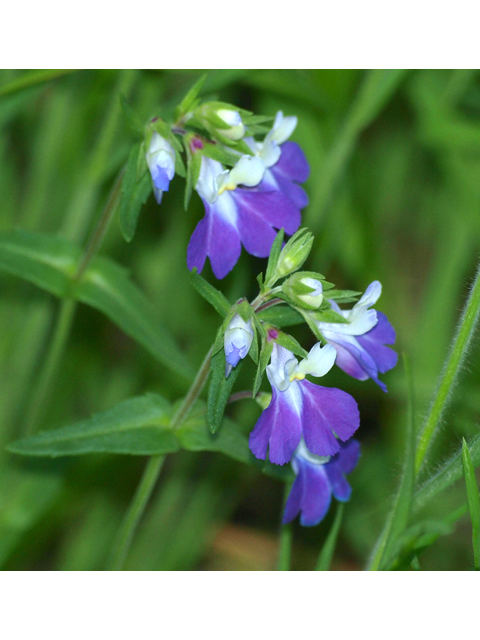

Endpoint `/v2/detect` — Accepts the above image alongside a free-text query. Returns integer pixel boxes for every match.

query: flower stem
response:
[106,347,213,570]
[415,262,480,473]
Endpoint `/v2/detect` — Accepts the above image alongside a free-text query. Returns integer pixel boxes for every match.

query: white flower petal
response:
[295,343,336,378]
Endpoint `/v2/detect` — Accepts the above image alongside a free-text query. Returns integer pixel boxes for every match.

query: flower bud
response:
[283,273,324,310]
[224,313,254,377]
[145,132,176,204]
[215,108,246,141]
[275,230,314,279]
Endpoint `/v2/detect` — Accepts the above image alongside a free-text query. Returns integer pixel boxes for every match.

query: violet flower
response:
[187,154,300,279]
[249,343,360,465]
[315,281,397,392]
[283,438,360,527]
[248,111,310,210]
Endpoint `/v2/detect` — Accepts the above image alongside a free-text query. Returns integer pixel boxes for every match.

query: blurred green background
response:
[1,69,480,570]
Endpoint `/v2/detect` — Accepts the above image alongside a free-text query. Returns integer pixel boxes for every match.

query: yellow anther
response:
[290,372,305,382]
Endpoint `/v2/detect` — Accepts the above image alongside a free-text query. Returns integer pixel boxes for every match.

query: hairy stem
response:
[415,262,480,473]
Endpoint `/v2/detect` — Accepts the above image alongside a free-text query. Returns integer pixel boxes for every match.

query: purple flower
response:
[283,438,360,527]
[187,154,301,279]
[249,343,360,465]
[145,132,176,204]
[248,111,309,209]
[315,281,397,392]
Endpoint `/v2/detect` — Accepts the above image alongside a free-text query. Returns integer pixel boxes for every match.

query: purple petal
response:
[234,189,301,237]
[268,167,309,209]
[152,166,171,192]
[187,199,241,280]
[329,336,388,392]
[324,439,360,502]
[275,142,310,184]
[300,381,360,457]
[249,386,302,465]
[297,459,332,526]
[282,469,304,524]
[357,312,398,375]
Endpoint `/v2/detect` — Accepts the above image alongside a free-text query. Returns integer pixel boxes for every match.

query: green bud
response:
[282,271,324,310]
[195,102,246,142]
[255,392,272,410]
[274,229,314,279]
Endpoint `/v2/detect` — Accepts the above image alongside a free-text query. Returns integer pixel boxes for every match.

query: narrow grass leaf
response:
[316,503,344,571]
[413,433,480,514]
[368,355,415,570]
[462,438,480,569]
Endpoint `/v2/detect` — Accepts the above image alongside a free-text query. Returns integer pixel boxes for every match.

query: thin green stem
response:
[23,170,124,435]
[106,347,213,570]
[24,298,77,434]
[316,503,344,571]
[107,455,166,571]
[73,168,124,282]
[415,262,480,473]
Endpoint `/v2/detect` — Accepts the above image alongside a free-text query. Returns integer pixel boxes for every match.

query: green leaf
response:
[77,257,194,380]
[178,403,252,465]
[257,304,304,327]
[273,331,308,359]
[119,143,151,242]
[368,355,416,570]
[265,229,284,285]
[7,395,179,457]
[316,503,344,571]
[0,231,193,381]
[0,230,79,297]
[207,350,243,434]
[175,74,207,120]
[189,267,231,317]
[462,438,480,569]
[252,338,273,397]
[326,289,361,301]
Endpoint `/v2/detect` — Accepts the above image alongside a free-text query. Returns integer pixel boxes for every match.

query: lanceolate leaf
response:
[0,230,79,297]
[7,395,179,457]
[207,350,243,434]
[178,404,251,465]
[120,143,151,242]
[0,231,194,380]
[189,267,231,317]
[76,257,194,380]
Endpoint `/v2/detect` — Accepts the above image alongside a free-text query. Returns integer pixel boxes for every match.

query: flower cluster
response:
[219,241,397,526]
[142,85,309,279]
[136,79,397,529]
